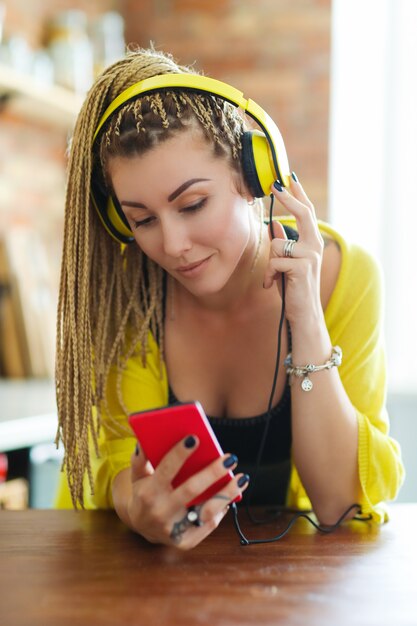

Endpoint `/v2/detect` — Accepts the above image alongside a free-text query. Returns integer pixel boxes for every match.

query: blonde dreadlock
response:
[55,47,255,508]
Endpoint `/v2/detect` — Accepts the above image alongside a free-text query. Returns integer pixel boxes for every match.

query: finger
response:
[169,473,251,550]
[177,473,250,546]
[265,238,317,290]
[130,443,154,482]
[154,434,200,486]
[289,171,315,212]
[198,472,251,521]
[263,257,300,289]
[271,180,320,244]
[169,504,230,551]
[171,452,240,510]
[270,237,315,260]
[268,218,287,242]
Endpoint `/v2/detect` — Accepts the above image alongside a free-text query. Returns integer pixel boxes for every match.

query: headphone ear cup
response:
[241,130,278,198]
[107,196,135,243]
[91,185,134,244]
[242,131,264,198]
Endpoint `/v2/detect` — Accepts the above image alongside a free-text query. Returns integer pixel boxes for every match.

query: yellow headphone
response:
[91,73,291,244]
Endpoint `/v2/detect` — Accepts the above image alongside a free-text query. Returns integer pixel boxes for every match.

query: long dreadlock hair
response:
[55,46,256,508]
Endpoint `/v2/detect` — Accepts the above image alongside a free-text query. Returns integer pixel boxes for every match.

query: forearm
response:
[112,468,136,531]
[290,315,360,524]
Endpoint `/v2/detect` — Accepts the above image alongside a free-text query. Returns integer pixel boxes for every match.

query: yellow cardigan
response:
[56,219,405,522]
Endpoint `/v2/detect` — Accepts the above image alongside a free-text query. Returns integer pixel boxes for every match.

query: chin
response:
[184,281,226,297]
[181,273,231,297]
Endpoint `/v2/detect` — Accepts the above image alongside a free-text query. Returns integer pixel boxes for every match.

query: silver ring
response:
[283,239,296,258]
[186,506,203,527]
[170,506,204,543]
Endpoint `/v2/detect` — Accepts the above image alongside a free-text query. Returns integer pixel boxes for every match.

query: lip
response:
[176,256,212,277]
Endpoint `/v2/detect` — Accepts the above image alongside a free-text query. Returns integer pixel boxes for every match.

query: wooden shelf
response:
[0,64,83,130]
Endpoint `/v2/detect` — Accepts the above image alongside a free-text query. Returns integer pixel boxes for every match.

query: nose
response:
[160,217,192,258]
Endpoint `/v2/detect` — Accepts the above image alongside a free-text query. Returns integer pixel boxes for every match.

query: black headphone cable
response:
[230,192,371,545]
[241,193,286,525]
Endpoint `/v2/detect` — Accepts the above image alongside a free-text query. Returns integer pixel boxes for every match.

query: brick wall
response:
[1,0,115,47]
[0,0,331,376]
[121,0,331,216]
[1,0,331,240]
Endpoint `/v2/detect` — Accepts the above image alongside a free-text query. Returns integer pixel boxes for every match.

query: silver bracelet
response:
[284,346,342,392]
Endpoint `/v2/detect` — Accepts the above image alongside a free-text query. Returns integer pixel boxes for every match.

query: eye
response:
[130,197,208,230]
[132,216,155,229]
[181,198,208,213]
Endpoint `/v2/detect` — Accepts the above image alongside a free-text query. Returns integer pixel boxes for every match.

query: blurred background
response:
[0,0,415,509]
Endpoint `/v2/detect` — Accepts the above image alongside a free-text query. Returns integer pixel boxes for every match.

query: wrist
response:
[112,468,135,530]
[287,299,325,333]
[289,317,332,364]
[284,345,342,392]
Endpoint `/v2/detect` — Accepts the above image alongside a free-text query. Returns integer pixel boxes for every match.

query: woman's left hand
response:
[263,173,325,327]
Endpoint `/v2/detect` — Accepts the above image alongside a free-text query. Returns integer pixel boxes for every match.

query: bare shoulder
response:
[320,235,342,310]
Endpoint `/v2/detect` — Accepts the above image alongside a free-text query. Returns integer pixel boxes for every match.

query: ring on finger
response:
[186,505,204,527]
[283,239,296,258]
[170,506,203,544]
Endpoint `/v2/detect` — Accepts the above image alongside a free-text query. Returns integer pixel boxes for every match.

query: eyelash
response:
[132,198,208,229]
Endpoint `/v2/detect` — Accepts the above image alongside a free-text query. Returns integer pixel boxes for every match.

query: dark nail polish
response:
[238,474,250,488]
[135,444,139,456]
[223,454,238,468]
[273,180,284,192]
[184,435,196,449]
[291,171,299,183]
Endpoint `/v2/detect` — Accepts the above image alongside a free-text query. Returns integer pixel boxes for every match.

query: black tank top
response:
[165,224,298,505]
[168,364,292,506]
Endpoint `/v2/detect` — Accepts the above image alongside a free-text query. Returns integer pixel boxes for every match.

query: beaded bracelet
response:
[284,345,342,392]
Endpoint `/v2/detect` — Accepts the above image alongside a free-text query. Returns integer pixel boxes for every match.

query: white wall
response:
[388,394,417,502]
[329,0,417,500]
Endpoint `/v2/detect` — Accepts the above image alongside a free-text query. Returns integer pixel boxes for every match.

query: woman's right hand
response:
[126,435,249,550]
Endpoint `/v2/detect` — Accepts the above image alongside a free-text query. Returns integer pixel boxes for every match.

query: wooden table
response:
[0,504,416,626]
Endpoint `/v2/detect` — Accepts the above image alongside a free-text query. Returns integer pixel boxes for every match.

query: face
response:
[108,131,258,297]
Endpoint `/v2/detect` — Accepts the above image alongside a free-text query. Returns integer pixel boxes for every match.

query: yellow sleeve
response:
[284,219,405,522]
[55,332,168,509]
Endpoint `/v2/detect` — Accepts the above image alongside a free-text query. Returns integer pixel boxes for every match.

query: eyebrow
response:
[167,178,210,202]
[120,178,211,209]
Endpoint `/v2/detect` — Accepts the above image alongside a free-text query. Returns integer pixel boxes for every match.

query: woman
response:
[55,47,404,549]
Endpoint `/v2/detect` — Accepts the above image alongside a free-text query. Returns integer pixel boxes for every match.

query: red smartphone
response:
[128,401,241,507]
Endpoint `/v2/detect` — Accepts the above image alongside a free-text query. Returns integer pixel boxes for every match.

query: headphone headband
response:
[93,73,290,188]
[92,72,290,243]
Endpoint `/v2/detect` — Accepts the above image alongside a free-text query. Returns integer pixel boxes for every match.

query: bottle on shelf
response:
[90,11,125,77]
[46,10,94,95]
